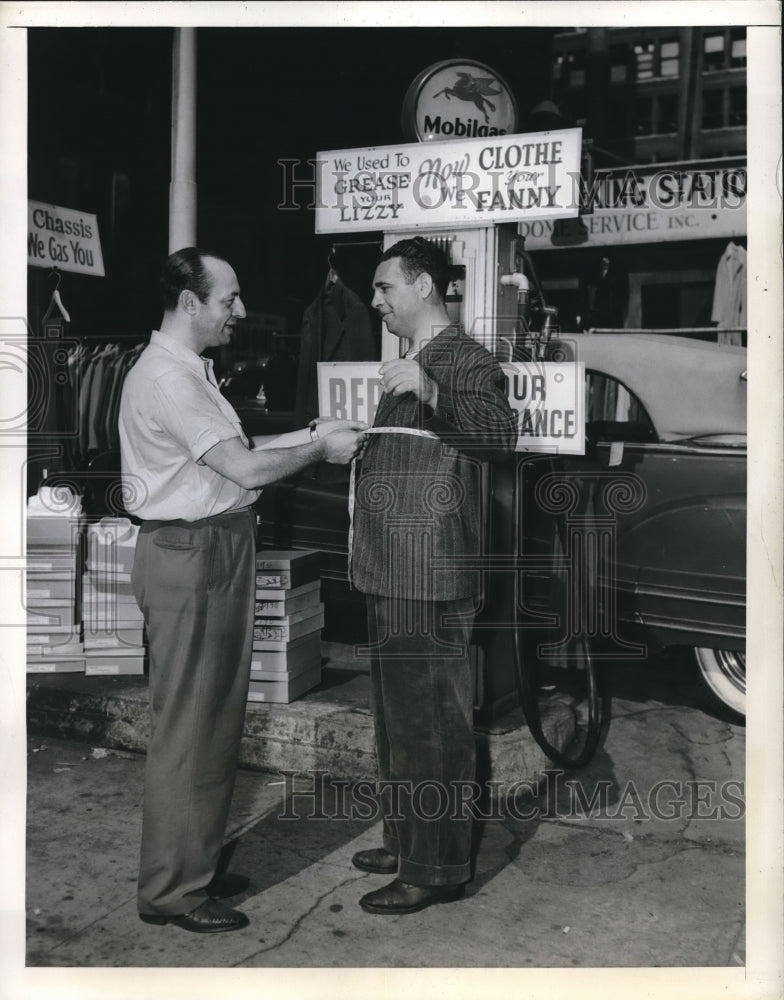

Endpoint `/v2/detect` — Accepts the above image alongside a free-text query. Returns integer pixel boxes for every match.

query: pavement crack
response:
[234,874,362,964]
[537,816,645,840]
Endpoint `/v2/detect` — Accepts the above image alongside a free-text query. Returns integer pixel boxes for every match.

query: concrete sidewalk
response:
[25,641,572,785]
[21,647,746,975]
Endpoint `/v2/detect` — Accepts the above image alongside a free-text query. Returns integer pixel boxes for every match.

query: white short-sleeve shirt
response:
[118,331,260,521]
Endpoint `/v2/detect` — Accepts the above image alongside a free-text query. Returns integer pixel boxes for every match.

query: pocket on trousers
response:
[148,527,207,591]
[152,526,195,550]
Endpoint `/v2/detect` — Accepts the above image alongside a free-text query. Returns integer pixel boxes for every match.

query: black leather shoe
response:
[352,847,398,875]
[359,878,466,915]
[139,899,249,933]
[206,872,251,899]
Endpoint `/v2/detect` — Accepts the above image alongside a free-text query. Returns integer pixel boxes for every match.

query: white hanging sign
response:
[315,129,583,234]
[27,200,105,276]
[317,359,585,455]
[501,361,585,454]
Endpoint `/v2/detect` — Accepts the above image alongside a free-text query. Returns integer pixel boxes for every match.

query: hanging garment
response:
[711,241,747,330]
[577,255,629,331]
[88,343,121,453]
[294,276,378,427]
[66,340,144,464]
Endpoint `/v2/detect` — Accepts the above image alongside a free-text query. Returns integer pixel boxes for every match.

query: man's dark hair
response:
[380,237,450,301]
[160,247,229,311]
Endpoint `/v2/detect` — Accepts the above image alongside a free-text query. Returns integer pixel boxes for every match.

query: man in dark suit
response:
[351,238,517,915]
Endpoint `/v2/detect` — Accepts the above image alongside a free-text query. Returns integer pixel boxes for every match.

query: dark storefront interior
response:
[27,27,556,339]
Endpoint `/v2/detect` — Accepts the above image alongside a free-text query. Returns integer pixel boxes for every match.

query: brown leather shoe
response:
[359,878,465,915]
[351,847,398,875]
[139,899,249,933]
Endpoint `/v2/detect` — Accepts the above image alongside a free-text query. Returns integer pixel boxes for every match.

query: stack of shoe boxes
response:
[248,550,323,703]
[26,489,84,674]
[82,518,145,676]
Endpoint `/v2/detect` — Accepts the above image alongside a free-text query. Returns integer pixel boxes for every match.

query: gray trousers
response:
[131,507,256,916]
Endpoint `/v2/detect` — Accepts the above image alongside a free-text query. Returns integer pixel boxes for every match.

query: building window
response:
[660,39,680,77]
[657,93,679,133]
[607,96,627,137]
[632,95,679,136]
[703,32,726,72]
[564,90,589,129]
[630,36,680,80]
[699,86,747,130]
[729,86,747,126]
[610,45,628,83]
[567,51,586,87]
[634,41,655,80]
[702,29,746,73]
[730,28,747,68]
[635,96,654,135]
[702,89,724,129]
[610,62,627,83]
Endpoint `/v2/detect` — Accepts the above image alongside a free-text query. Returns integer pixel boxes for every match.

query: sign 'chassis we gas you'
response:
[27,200,105,277]
[315,128,582,234]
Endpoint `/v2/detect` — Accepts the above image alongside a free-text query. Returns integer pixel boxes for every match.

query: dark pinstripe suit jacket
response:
[351,327,517,600]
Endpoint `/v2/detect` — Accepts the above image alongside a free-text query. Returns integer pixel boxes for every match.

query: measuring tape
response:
[347,426,440,587]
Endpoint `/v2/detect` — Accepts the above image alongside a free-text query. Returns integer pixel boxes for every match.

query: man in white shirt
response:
[119,247,366,934]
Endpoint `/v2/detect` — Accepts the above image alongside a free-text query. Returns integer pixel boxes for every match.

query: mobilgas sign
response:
[317,360,585,455]
[315,129,582,234]
[27,200,105,276]
[401,60,518,143]
[517,160,747,248]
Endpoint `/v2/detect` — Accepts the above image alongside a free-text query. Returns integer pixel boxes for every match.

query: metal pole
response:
[169,27,197,253]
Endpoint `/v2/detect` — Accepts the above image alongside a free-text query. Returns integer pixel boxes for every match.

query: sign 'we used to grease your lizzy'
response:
[314,129,582,234]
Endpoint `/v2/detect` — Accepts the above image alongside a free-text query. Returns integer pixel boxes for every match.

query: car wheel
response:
[694,647,746,717]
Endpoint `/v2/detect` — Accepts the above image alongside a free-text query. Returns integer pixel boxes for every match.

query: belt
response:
[140,506,254,531]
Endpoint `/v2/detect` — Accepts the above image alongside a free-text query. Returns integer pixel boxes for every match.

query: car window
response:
[585,372,657,444]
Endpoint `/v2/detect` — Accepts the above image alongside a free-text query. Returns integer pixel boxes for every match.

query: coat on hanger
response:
[294,275,378,427]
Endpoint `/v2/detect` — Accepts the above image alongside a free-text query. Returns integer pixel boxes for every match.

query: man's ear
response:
[179,288,199,314]
[416,271,434,300]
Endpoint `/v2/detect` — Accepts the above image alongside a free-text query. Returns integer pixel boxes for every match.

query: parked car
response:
[257,332,747,718]
[53,333,744,719]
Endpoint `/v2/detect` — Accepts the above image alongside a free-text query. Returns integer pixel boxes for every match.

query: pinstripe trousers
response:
[365,593,476,887]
